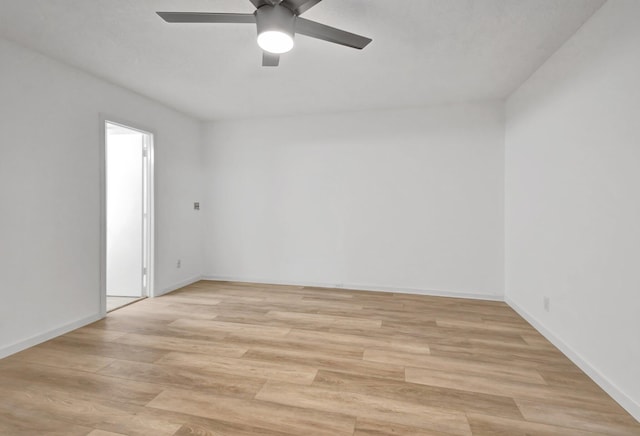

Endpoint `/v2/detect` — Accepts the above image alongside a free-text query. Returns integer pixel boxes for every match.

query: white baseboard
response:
[506,297,640,421]
[345,281,503,301]
[154,275,203,297]
[201,275,503,301]
[0,312,103,359]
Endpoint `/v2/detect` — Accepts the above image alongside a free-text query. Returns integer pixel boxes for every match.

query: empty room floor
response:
[0,281,638,435]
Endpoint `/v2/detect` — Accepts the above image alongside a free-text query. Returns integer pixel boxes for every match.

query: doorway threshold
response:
[106,296,146,313]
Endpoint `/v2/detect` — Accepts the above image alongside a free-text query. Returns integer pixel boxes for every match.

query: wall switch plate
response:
[543,296,550,312]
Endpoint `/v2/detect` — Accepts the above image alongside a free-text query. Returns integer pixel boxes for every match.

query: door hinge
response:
[143,267,147,276]
[142,148,148,158]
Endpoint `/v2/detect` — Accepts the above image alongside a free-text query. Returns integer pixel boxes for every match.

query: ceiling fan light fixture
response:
[156,0,373,67]
[255,5,296,54]
[257,30,294,54]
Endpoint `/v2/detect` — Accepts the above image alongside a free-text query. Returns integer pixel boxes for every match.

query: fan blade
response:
[156,12,256,24]
[281,0,322,15]
[262,52,280,67]
[295,18,371,49]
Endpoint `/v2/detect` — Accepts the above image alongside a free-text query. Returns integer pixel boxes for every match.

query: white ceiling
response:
[0,0,604,120]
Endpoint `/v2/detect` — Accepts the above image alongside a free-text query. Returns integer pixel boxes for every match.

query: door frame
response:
[99,115,155,316]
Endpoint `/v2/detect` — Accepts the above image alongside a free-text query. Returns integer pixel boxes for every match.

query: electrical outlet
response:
[177,259,181,269]
[543,296,550,312]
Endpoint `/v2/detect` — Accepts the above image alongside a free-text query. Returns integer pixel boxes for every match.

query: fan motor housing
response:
[255,5,296,37]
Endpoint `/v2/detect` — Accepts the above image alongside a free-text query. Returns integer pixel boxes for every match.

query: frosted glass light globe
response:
[257,30,294,54]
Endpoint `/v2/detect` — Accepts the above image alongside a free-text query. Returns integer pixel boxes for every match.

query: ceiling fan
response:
[157,0,372,67]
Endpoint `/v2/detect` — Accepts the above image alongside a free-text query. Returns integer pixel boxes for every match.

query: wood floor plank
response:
[243,346,405,380]
[42,335,169,363]
[311,305,426,322]
[435,318,534,335]
[286,327,416,350]
[115,302,218,321]
[0,345,115,372]
[428,342,585,373]
[97,359,266,399]
[0,384,182,436]
[515,398,640,435]
[133,401,296,436]
[256,380,472,435]
[354,417,453,436]
[87,430,128,436]
[213,314,384,335]
[146,388,356,435]
[536,368,616,394]
[364,349,547,385]
[381,320,531,345]
[112,332,248,357]
[0,408,94,436]
[172,422,290,436]
[221,331,365,359]
[168,318,290,337]
[0,360,164,406]
[405,366,625,411]
[64,326,128,342]
[90,318,228,342]
[466,412,604,436]
[313,369,524,420]
[0,279,636,434]
[156,351,318,385]
[266,310,382,329]
[374,340,431,354]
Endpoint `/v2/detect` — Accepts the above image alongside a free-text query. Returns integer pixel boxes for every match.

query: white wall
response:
[505,0,640,418]
[0,37,203,357]
[203,103,505,298]
[106,129,144,297]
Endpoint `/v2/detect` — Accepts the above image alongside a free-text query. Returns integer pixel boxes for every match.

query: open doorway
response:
[104,121,153,312]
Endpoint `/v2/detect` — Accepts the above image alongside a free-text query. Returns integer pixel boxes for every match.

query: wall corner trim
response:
[0,312,103,360]
[505,296,640,421]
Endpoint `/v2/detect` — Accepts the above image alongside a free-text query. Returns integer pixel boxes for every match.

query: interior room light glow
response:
[257,31,294,54]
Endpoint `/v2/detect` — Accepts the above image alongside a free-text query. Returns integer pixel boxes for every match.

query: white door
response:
[106,122,150,297]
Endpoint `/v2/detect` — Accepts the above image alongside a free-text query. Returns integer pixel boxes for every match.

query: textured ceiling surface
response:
[0,0,604,120]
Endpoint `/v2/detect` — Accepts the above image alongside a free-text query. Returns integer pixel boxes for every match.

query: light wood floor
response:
[1,281,638,435]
